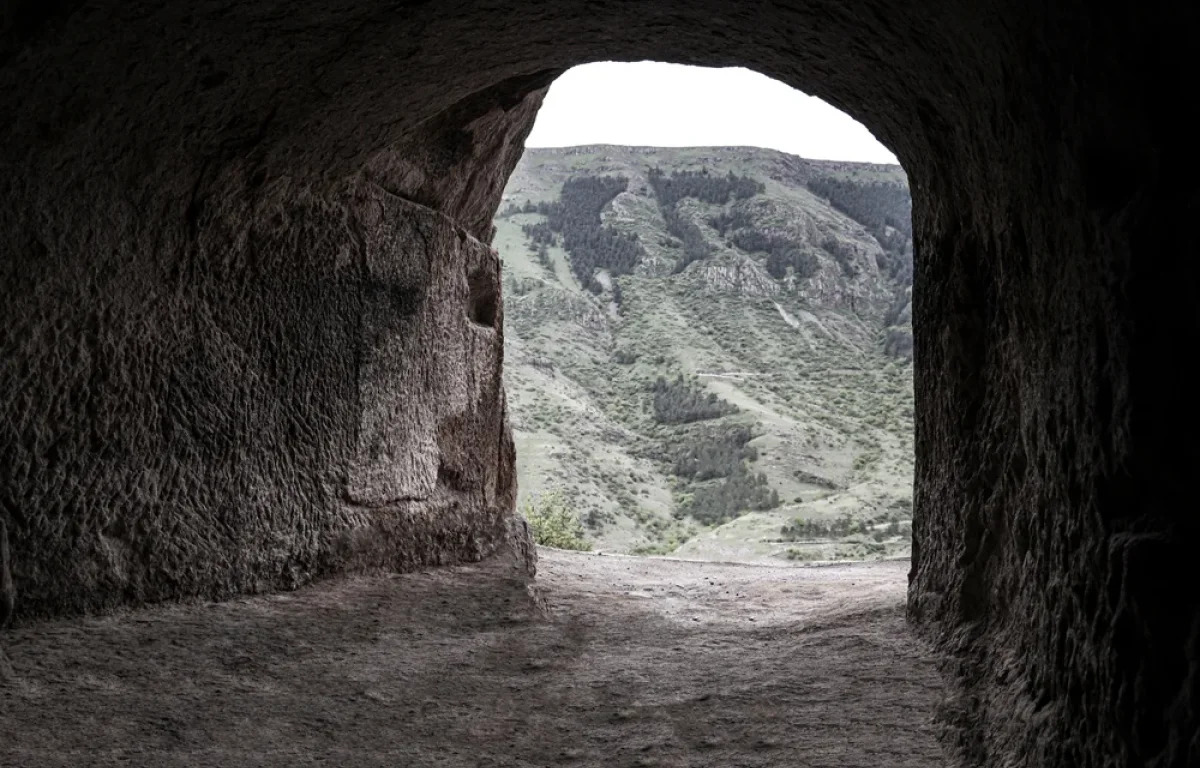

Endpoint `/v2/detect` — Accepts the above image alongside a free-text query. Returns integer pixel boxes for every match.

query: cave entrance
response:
[494,63,915,564]
[4,3,1191,762]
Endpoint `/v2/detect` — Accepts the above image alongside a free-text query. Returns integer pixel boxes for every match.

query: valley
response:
[495,145,915,563]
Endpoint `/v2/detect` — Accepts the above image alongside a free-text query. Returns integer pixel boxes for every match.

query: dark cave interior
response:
[2,2,1198,765]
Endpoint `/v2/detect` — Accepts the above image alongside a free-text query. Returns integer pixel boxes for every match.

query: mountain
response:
[493,145,915,563]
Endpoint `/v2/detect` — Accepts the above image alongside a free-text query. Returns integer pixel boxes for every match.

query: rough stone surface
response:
[0,160,527,617]
[0,519,11,631]
[2,2,1198,766]
[0,553,943,767]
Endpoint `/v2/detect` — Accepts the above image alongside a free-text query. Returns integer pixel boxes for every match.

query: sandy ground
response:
[0,551,946,767]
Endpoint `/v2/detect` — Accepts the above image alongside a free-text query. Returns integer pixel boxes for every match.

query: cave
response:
[1,2,1197,766]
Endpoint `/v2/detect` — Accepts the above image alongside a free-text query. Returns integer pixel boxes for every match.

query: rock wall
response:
[0,101,543,613]
[2,1,1198,765]
[1,165,529,616]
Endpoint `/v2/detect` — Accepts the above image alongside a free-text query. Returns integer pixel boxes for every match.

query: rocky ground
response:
[0,552,945,767]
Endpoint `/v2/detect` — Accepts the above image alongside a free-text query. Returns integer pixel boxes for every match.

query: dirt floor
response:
[0,551,946,767]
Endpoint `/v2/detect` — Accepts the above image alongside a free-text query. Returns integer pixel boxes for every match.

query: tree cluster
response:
[641,420,780,526]
[660,205,713,274]
[708,208,754,236]
[779,512,911,542]
[647,167,764,207]
[647,168,764,274]
[806,176,912,237]
[500,199,543,217]
[650,375,738,424]
[780,512,866,540]
[537,176,647,292]
[670,424,757,480]
[521,221,556,246]
[685,465,780,526]
[806,176,914,284]
[533,243,553,272]
[730,228,820,280]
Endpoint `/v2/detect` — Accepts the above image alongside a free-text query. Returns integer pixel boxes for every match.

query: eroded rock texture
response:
[1,1,1197,765]
[1,166,528,612]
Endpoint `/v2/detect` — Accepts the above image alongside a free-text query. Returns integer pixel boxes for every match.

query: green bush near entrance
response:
[522,490,592,551]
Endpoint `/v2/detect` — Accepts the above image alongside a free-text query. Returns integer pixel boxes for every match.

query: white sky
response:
[525,62,898,165]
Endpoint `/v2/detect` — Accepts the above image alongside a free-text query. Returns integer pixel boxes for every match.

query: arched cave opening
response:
[499,62,916,564]
[1,4,1197,766]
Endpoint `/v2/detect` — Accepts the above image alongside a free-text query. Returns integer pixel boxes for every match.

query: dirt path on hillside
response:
[0,552,946,767]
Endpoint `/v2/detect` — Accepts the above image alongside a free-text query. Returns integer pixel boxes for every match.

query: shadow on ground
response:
[0,551,944,767]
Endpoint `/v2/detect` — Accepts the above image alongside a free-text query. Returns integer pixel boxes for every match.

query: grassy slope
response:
[498,145,914,562]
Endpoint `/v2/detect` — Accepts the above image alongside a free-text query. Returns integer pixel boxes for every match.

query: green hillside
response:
[495,145,914,563]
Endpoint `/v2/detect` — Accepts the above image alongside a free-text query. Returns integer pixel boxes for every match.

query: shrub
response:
[522,490,592,551]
